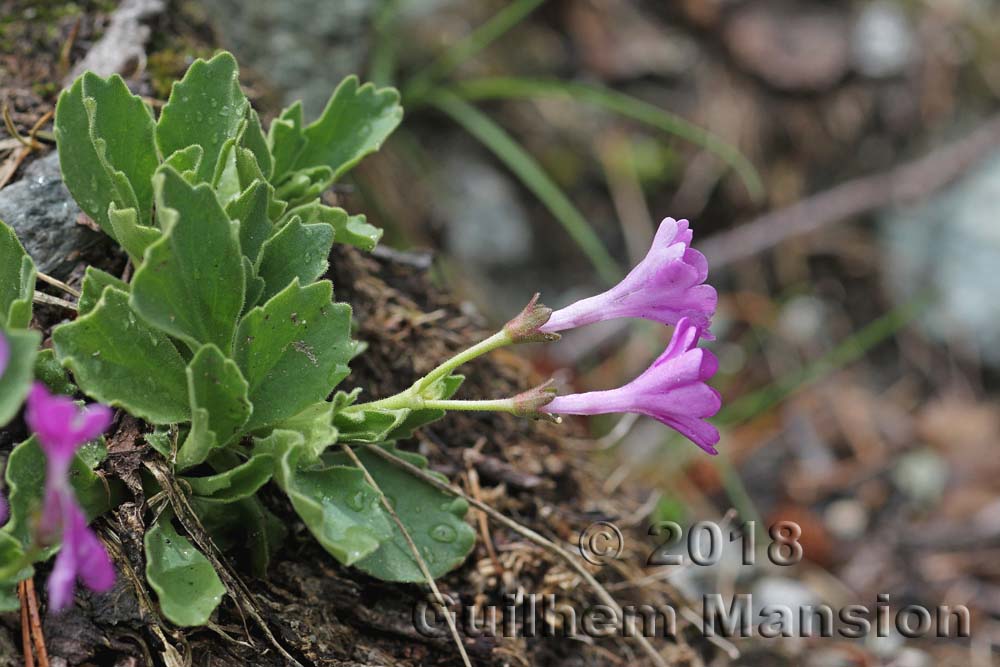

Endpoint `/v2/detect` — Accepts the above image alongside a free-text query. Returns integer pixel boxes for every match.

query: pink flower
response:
[0,331,9,378]
[24,383,115,612]
[541,218,717,337]
[544,318,722,453]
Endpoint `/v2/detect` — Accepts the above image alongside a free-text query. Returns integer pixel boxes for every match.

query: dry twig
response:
[700,113,1000,267]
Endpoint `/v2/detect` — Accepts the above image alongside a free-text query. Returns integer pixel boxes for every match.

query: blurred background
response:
[4,0,1000,664]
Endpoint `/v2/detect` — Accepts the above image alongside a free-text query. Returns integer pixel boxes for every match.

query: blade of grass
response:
[368,0,402,86]
[404,0,546,100]
[431,90,622,284]
[717,293,929,426]
[444,76,764,202]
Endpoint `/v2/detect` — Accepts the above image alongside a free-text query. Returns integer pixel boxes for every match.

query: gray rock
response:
[0,152,107,279]
[198,0,374,117]
[880,152,1000,366]
[852,2,915,78]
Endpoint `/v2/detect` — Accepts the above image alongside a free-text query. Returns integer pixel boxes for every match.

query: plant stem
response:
[420,398,516,413]
[415,329,511,392]
[346,330,513,412]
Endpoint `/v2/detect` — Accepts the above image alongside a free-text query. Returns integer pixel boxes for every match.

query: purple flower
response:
[544,318,722,453]
[0,331,9,378]
[541,218,717,337]
[24,383,115,612]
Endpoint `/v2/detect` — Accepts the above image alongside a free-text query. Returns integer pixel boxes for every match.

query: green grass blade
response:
[404,0,546,99]
[447,76,764,202]
[717,293,929,426]
[431,91,622,284]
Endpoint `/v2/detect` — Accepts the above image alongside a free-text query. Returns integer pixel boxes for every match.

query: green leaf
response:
[283,203,382,252]
[267,101,306,183]
[163,145,204,181]
[193,496,285,577]
[291,76,402,182]
[0,328,39,426]
[0,532,33,590]
[176,345,252,471]
[333,407,410,444]
[233,280,353,431]
[131,167,245,352]
[241,257,265,315]
[225,180,274,265]
[0,220,36,329]
[82,73,159,224]
[53,287,189,424]
[144,515,226,627]
[256,216,334,302]
[327,444,475,582]
[145,427,175,459]
[183,453,273,503]
[273,165,334,208]
[257,430,392,565]
[54,75,154,237]
[108,204,161,264]
[242,107,273,179]
[155,52,250,183]
[78,266,128,316]
[33,348,76,395]
[3,436,116,546]
[272,401,337,461]
[210,132,247,207]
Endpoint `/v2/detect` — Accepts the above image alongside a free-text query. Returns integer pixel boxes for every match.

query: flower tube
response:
[544,318,722,453]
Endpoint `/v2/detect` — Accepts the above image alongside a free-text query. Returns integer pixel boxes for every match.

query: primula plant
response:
[0,52,721,625]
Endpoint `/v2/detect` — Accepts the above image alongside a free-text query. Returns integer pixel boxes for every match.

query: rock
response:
[880,152,1000,366]
[724,2,850,92]
[851,2,915,78]
[437,150,532,269]
[890,449,948,505]
[824,498,868,540]
[197,0,374,116]
[66,0,165,84]
[0,152,107,280]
